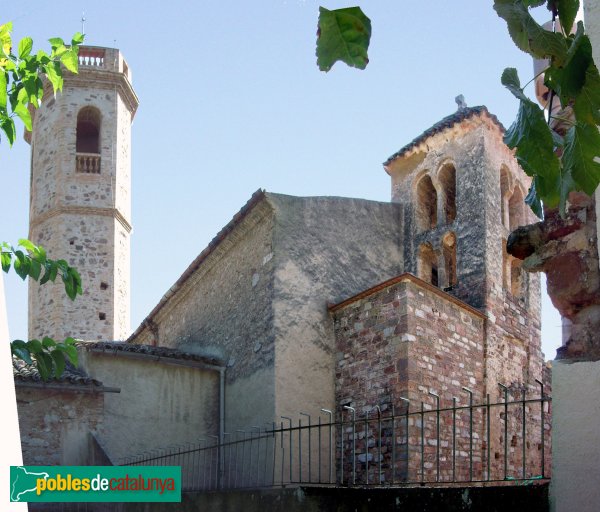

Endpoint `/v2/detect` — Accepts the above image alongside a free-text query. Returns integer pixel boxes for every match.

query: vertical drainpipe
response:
[219,366,226,489]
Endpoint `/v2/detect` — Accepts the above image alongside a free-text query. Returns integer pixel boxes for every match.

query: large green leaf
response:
[557,0,580,34]
[504,98,561,207]
[316,6,371,72]
[562,123,600,195]
[494,0,568,63]
[573,61,600,124]
[545,24,591,108]
[18,37,32,59]
[61,50,79,73]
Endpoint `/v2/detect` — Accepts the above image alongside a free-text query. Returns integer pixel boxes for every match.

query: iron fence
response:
[121,382,551,491]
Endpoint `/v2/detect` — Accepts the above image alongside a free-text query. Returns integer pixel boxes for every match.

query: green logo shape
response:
[10,466,181,502]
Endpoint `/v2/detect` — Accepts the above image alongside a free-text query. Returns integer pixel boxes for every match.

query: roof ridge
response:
[383,106,505,166]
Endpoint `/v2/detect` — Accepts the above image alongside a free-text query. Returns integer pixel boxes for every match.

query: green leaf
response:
[316,6,371,72]
[504,98,561,208]
[13,102,32,131]
[13,250,30,279]
[573,61,600,124]
[1,251,10,272]
[494,0,568,63]
[562,123,600,195]
[27,339,43,355]
[0,70,6,110]
[51,350,66,379]
[11,340,33,364]
[35,352,53,381]
[44,61,63,93]
[48,37,64,48]
[57,343,78,365]
[29,258,41,280]
[61,50,79,74]
[1,117,15,146]
[557,0,580,34]
[525,179,544,218]
[18,37,33,59]
[18,239,36,252]
[501,67,528,101]
[71,32,85,46]
[545,24,591,108]
[42,337,56,349]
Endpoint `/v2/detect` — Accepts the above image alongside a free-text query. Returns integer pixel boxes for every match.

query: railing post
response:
[343,406,356,485]
[452,396,457,482]
[462,387,473,482]
[320,409,333,484]
[400,397,410,483]
[281,416,293,483]
[300,412,312,483]
[498,383,509,480]
[535,379,545,478]
[428,392,440,482]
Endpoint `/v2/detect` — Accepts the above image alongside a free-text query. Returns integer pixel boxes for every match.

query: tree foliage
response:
[315,1,600,217]
[0,22,83,147]
[2,22,84,380]
[495,0,600,216]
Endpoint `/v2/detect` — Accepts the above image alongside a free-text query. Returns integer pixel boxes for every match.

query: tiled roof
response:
[13,356,103,388]
[81,341,225,367]
[383,106,505,166]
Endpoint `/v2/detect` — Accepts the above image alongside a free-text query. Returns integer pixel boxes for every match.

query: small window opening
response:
[100,282,108,290]
[98,312,106,321]
[439,164,456,224]
[442,232,457,287]
[416,175,437,232]
[76,107,101,154]
[418,243,439,287]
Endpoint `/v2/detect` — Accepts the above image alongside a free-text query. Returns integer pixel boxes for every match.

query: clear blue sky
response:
[2,1,562,358]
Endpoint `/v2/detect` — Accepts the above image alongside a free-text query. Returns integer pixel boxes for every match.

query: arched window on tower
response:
[439,163,457,224]
[416,174,437,232]
[417,243,439,287]
[508,186,525,231]
[76,107,101,174]
[442,232,457,288]
[500,165,511,228]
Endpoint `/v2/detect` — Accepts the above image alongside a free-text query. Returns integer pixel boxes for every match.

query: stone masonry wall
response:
[16,387,104,465]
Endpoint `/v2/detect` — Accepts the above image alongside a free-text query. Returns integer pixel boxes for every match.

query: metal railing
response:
[121,382,551,491]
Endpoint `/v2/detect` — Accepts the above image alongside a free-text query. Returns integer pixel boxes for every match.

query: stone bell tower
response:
[27,46,138,341]
[383,101,543,396]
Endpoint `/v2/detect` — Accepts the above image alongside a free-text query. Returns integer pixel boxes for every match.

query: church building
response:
[15,46,547,481]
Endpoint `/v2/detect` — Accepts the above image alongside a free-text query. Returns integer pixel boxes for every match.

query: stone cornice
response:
[30,206,132,234]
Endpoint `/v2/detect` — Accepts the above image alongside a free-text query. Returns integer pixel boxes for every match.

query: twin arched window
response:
[418,232,457,289]
[415,163,457,233]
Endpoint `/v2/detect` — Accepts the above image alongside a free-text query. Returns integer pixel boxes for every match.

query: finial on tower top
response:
[455,94,467,111]
[81,12,86,36]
